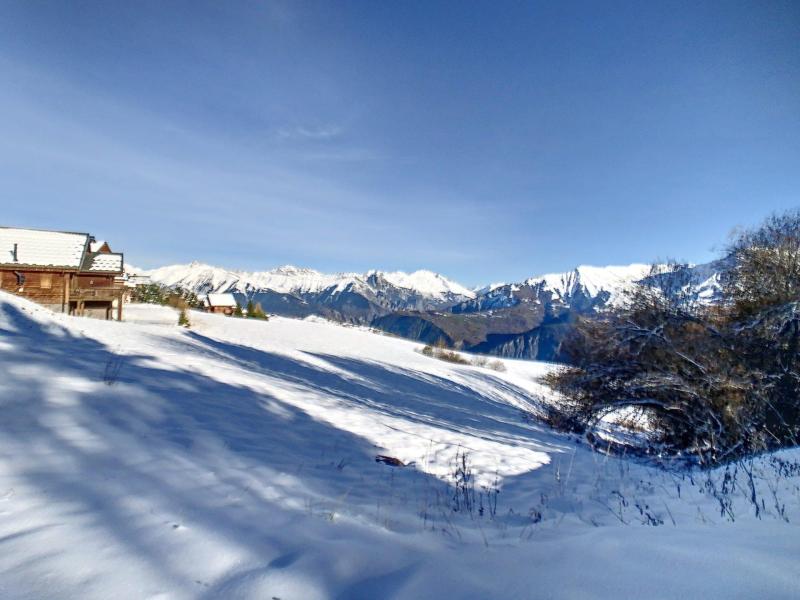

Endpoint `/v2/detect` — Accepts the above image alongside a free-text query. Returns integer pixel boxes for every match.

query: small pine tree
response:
[178,308,190,327]
[132,283,168,305]
[246,300,254,317]
[249,302,268,320]
[233,304,244,318]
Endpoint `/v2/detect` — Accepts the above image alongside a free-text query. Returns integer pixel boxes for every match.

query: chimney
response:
[12,243,18,262]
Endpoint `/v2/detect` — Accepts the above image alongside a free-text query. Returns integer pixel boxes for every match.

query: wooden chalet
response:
[0,226,125,320]
[205,293,238,315]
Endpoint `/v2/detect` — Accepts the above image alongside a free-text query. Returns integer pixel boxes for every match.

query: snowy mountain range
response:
[452,264,654,314]
[136,262,476,322]
[135,260,724,361]
[143,262,475,300]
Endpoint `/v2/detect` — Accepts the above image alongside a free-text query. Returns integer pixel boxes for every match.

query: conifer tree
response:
[248,302,268,320]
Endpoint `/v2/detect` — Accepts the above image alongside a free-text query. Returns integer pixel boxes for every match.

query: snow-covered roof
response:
[0,227,125,273]
[0,227,89,270]
[90,240,110,253]
[83,252,124,273]
[205,293,238,308]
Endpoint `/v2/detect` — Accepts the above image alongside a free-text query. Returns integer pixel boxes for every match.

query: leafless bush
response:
[448,449,500,520]
[451,448,475,514]
[471,355,489,368]
[420,345,507,371]
[546,210,800,464]
[420,344,470,365]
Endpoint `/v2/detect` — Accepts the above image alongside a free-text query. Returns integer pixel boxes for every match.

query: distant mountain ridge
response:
[452,264,654,314]
[136,260,724,361]
[138,261,476,323]
[143,262,474,298]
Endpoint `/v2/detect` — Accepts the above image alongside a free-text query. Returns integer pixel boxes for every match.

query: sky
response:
[0,1,798,285]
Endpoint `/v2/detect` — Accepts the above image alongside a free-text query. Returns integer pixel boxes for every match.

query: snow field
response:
[0,294,798,599]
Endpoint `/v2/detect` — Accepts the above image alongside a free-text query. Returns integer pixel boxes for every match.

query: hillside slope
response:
[0,293,797,599]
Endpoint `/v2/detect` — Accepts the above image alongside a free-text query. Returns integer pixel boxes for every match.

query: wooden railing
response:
[71,286,125,300]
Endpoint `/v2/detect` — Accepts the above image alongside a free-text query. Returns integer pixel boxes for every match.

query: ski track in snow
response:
[0,293,798,599]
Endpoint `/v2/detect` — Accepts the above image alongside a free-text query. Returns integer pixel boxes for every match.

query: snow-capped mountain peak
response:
[370,269,476,300]
[241,266,357,295]
[526,263,653,301]
[144,262,241,294]
[141,262,476,314]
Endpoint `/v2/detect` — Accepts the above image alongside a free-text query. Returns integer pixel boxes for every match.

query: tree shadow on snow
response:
[181,331,572,456]
[0,303,453,591]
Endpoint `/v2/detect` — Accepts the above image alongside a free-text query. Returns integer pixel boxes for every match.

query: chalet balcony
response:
[68,285,125,320]
[70,286,125,301]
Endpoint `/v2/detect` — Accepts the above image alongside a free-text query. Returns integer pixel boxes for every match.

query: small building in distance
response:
[205,293,238,315]
[122,271,152,303]
[0,226,125,320]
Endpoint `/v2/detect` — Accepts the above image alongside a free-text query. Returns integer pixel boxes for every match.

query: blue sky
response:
[0,1,798,285]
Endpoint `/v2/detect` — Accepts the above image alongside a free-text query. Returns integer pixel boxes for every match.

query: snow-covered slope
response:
[0,292,798,599]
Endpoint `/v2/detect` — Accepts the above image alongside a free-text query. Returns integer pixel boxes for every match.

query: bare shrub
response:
[546,210,800,464]
[437,350,470,364]
[419,343,469,364]
[451,449,475,514]
[472,356,489,368]
[420,344,507,370]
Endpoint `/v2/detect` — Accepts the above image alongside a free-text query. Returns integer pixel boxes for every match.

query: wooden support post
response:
[63,273,70,313]
[117,293,123,321]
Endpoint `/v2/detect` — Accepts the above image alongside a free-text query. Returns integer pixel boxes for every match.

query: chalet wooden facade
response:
[0,226,125,320]
[205,293,238,315]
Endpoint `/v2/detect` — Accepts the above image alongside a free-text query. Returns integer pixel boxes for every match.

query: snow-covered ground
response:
[0,293,798,599]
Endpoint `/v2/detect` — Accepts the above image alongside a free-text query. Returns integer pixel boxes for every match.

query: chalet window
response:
[40,274,52,289]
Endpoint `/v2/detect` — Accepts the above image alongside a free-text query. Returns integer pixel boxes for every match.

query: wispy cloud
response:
[275,124,345,141]
[0,59,444,271]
